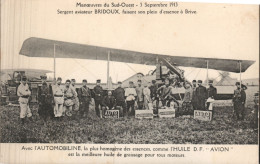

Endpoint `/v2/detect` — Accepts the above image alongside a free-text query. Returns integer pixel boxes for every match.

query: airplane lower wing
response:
[19,37,255,73]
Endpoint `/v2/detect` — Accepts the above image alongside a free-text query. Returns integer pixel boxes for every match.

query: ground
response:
[0,103,258,144]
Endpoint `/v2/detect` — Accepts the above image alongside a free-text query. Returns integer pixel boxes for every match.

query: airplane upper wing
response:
[19,37,255,73]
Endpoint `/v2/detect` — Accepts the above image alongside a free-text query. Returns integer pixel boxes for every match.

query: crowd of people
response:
[16,75,248,125]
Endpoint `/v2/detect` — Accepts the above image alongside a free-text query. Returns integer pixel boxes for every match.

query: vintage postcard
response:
[0,0,259,163]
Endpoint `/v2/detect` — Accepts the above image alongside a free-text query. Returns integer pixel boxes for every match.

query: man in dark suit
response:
[206,80,217,110]
[233,82,246,120]
[195,80,207,110]
[93,79,104,117]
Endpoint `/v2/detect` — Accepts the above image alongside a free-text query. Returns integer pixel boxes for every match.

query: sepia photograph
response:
[0,0,259,163]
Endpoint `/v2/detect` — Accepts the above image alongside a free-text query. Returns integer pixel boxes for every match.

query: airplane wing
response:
[19,37,255,73]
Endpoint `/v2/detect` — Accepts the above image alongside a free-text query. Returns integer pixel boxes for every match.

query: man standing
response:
[182,83,193,115]
[195,80,207,110]
[113,81,126,116]
[149,80,159,112]
[78,79,92,117]
[93,79,103,117]
[143,83,152,110]
[135,80,144,109]
[191,80,198,110]
[63,80,77,117]
[206,80,217,110]
[17,76,32,124]
[125,81,137,116]
[38,75,54,121]
[71,79,79,112]
[52,77,64,118]
[233,82,246,120]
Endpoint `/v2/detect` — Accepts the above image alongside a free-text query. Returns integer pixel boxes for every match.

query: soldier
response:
[78,79,92,117]
[143,83,152,110]
[113,81,126,116]
[125,81,137,116]
[63,80,77,117]
[38,75,54,121]
[93,79,104,117]
[195,80,207,110]
[102,90,116,111]
[191,80,198,110]
[157,78,174,107]
[52,77,64,118]
[233,82,246,120]
[149,80,159,112]
[206,80,217,110]
[71,79,79,112]
[135,80,144,109]
[17,76,32,124]
[182,82,193,115]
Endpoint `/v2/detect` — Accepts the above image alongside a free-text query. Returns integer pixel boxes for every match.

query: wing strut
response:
[53,44,56,80]
[239,61,242,88]
[206,60,209,86]
[107,51,110,89]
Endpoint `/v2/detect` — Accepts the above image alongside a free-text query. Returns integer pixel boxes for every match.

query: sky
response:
[1,0,259,83]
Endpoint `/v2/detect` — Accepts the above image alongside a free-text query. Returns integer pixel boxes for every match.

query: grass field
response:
[0,102,258,144]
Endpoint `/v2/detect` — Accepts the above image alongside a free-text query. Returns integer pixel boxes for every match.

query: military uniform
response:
[182,86,193,115]
[233,85,246,120]
[191,80,198,110]
[78,84,91,117]
[113,84,126,115]
[195,81,207,110]
[71,82,79,112]
[149,81,159,113]
[125,82,137,116]
[63,83,77,117]
[93,80,104,117]
[38,81,54,120]
[157,85,174,107]
[135,85,144,109]
[17,78,32,124]
[52,78,64,117]
[143,86,152,110]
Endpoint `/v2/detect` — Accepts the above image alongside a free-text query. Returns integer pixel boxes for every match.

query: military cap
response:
[96,79,101,83]
[66,79,71,83]
[208,80,213,83]
[129,81,134,84]
[57,77,62,81]
[82,79,87,82]
[71,79,76,82]
[235,82,240,85]
[21,76,27,81]
[152,80,156,84]
[192,80,197,83]
[118,81,122,84]
[198,80,202,83]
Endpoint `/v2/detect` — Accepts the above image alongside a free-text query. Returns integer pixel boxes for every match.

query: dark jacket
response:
[207,86,217,99]
[38,82,53,105]
[93,85,103,101]
[78,86,91,102]
[195,85,207,100]
[149,84,158,99]
[113,87,125,102]
[102,95,116,109]
[233,89,246,103]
